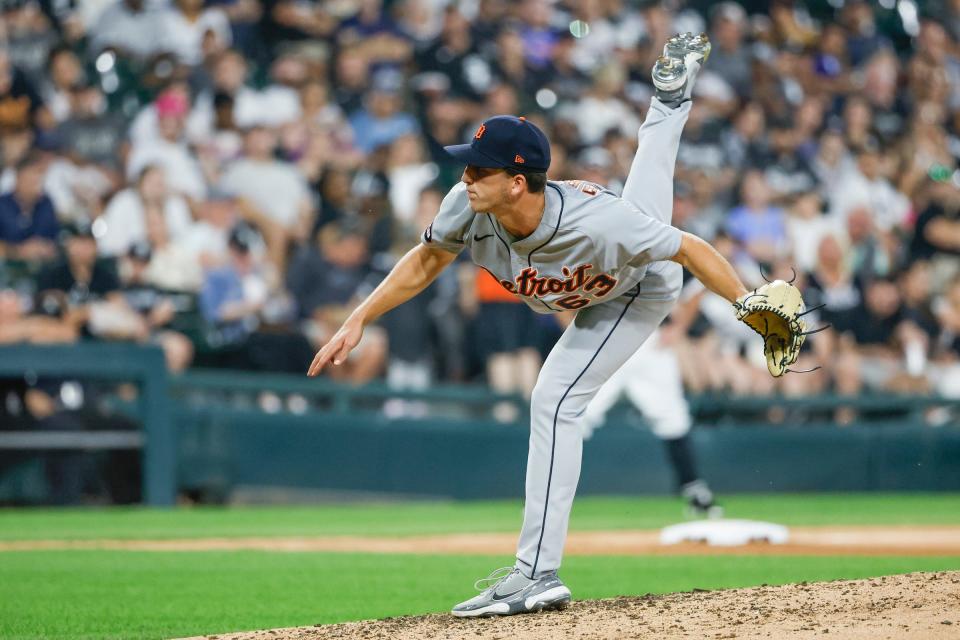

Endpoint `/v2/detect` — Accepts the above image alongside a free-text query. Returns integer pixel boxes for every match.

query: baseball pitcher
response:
[308,34,810,617]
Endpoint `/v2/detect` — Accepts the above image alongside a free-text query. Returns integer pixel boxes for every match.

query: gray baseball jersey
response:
[422,180,684,312]
[425,98,692,579]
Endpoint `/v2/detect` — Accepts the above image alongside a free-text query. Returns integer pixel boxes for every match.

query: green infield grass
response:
[1,493,959,639]
[1,493,959,541]
[2,552,960,640]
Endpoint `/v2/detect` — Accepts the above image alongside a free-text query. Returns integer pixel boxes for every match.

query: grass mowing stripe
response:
[1,494,959,541]
[1,551,959,640]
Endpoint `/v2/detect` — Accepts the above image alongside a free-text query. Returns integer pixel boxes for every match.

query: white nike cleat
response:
[451,566,572,617]
[663,32,711,61]
[652,32,711,107]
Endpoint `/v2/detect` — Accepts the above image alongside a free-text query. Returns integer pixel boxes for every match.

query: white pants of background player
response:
[580,328,691,441]
[515,98,690,579]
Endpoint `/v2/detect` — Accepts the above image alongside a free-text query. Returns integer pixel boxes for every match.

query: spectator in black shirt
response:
[910,181,960,291]
[706,2,752,98]
[848,277,904,349]
[118,242,195,372]
[804,234,862,336]
[764,125,818,202]
[56,85,126,172]
[899,260,940,344]
[311,168,351,234]
[0,49,42,132]
[331,46,370,115]
[837,276,929,396]
[721,102,769,171]
[415,6,490,100]
[288,219,373,315]
[841,1,892,68]
[37,222,147,342]
[287,219,386,383]
[0,287,85,505]
[935,276,960,364]
[336,0,411,69]
[38,222,119,306]
[260,0,336,50]
[488,28,541,101]
[543,30,590,103]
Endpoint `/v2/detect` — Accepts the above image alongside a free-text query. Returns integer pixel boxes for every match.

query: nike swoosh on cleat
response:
[490,588,525,601]
[473,234,494,241]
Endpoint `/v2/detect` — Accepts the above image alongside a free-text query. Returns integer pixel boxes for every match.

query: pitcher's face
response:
[461,165,511,212]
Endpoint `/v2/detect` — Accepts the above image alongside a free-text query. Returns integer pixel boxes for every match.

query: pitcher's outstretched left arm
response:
[670,232,749,303]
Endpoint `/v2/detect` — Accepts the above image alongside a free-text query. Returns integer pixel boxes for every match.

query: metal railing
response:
[176,369,960,425]
[174,369,527,417]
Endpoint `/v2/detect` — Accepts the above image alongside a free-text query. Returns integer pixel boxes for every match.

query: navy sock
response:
[664,434,698,489]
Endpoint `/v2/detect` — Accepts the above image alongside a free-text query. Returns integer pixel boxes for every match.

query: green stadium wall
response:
[176,409,960,499]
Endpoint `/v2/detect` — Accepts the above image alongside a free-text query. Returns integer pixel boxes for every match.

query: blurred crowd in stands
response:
[4,0,960,416]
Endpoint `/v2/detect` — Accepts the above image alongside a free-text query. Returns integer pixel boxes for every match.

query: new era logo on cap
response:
[444,115,551,172]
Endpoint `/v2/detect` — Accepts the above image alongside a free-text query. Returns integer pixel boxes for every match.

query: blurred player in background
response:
[581,293,722,519]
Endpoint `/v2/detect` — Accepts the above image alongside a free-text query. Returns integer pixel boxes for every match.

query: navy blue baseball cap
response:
[444,115,551,172]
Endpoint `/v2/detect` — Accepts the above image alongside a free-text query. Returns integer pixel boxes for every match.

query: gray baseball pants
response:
[515,98,691,577]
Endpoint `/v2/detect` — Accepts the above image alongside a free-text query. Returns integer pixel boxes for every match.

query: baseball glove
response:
[733,279,815,377]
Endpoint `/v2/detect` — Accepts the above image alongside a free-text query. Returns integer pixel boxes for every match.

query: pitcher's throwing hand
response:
[306,319,364,376]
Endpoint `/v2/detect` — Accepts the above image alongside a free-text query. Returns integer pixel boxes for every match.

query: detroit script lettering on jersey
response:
[497,264,617,310]
[422,180,684,314]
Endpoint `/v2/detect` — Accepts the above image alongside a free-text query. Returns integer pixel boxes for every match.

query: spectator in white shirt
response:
[257,52,305,127]
[98,164,194,258]
[126,87,208,203]
[180,195,243,269]
[811,129,856,198]
[387,134,438,225]
[89,0,168,62]
[188,49,286,145]
[569,62,640,145]
[42,46,85,124]
[828,140,911,233]
[162,0,232,66]
[128,81,208,146]
[786,192,839,273]
[219,124,312,271]
[141,198,203,292]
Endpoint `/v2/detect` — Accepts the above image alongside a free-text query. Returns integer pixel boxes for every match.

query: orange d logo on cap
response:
[444,115,551,172]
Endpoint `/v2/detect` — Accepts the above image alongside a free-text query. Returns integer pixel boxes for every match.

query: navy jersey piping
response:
[485,213,512,255]
[527,182,564,268]
[486,211,558,311]
[528,183,564,312]
[477,265,504,290]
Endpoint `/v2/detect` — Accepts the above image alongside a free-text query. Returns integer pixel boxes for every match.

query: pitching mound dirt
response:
[181,571,960,640]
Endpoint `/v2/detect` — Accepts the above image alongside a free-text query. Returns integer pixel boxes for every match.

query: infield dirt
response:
[6,525,960,556]
[180,571,959,640]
